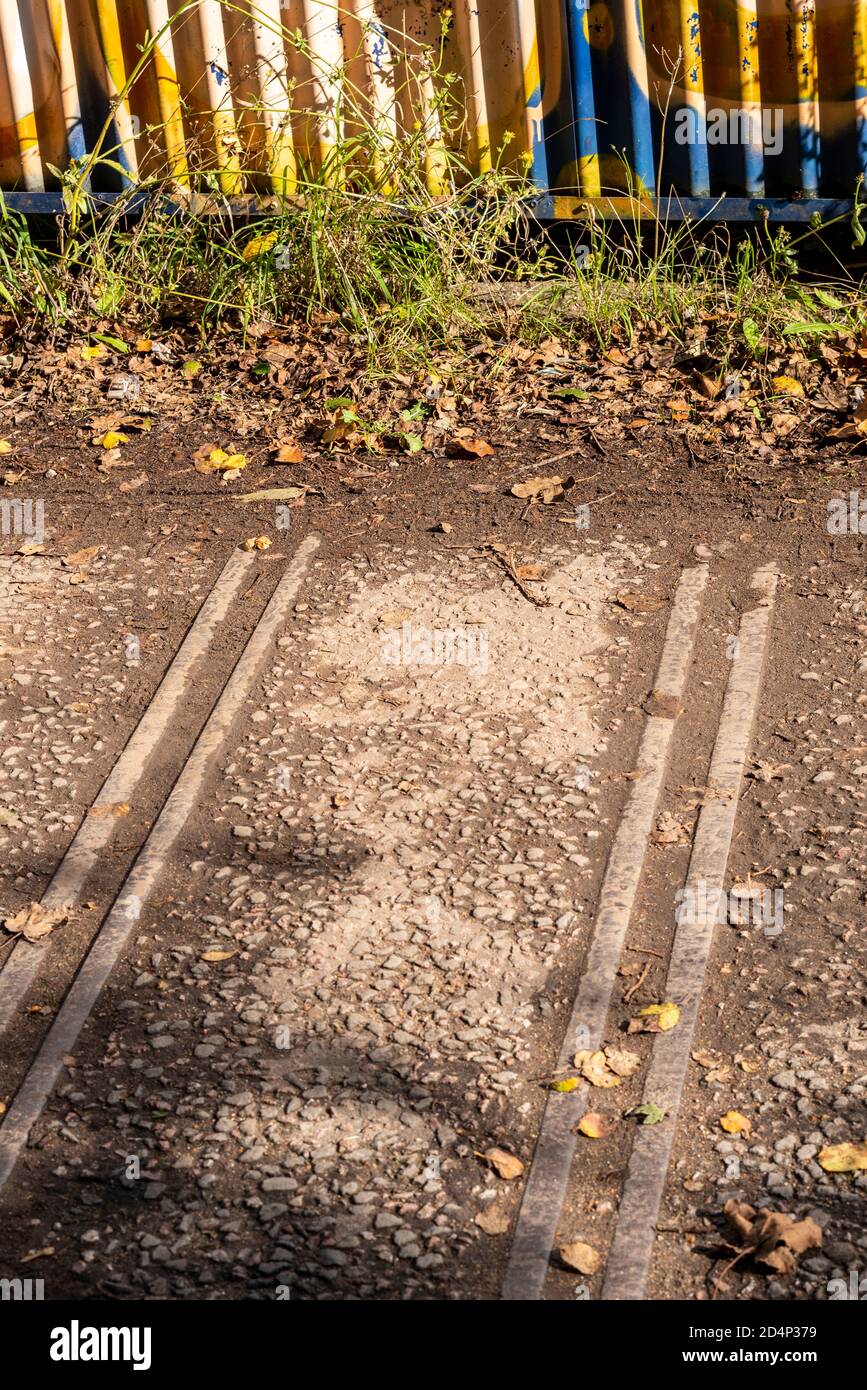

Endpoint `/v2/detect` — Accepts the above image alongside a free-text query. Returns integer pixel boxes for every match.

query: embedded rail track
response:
[0,543,781,1300]
[0,535,320,1192]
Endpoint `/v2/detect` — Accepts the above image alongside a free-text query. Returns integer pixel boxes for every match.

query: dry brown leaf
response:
[238,486,310,504]
[574,1049,620,1088]
[475,1207,510,1236]
[449,428,494,458]
[643,690,684,719]
[87,802,130,819]
[513,562,547,582]
[692,1049,726,1070]
[617,592,666,614]
[722,1199,821,1275]
[118,472,148,493]
[574,1046,640,1087]
[483,1146,524,1181]
[62,546,100,569]
[559,1240,600,1275]
[511,474,564,504]
[651,812,689,846]
[272,440,304,464]
[736,1055,762,1074]
[602,1046,641,1078]
[576,1112,615,1139]
[3,901,71,942]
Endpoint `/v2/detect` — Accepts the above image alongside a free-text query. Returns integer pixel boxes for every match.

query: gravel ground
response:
[1,416,866,1303]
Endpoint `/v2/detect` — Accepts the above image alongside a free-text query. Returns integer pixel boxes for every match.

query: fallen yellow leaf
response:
[638,1001,681,1032]
[720,1110,752,1136]
[97,431,129,449]
[242,230,279,262]
[0,440,12,455]
[818,1142,867,1173]
[201,950,237,963]
[241,536,272,551]
[194,446,247,474]
[771,375,805,398]
[577,1112,614,1139]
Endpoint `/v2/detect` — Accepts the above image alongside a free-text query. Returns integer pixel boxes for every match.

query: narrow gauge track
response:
[0,536,320,1193]
[505,564,780,1300]
[0,544,780,1301]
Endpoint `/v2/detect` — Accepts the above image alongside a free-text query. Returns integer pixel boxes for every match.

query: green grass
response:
[0,2,866,389]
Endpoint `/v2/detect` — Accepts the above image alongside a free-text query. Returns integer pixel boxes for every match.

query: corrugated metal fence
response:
[0,2,864,219]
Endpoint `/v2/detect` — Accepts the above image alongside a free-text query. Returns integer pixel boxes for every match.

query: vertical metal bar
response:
[516,0,548,189]
[0,0,45,190]
[620,0,655,196]
[736,0,764,195]
[788,0,820,196]
[854,0,867,178]
[301,0,346,172]
[356,0,398,188]
[679,3,709,195]
[144,0,189,183]
[456,0,492,173]
[419,59,449,197]
[356,1,397,142]
[251,0,296,196]
[565,0,599,196]
[198,0,242,193]
[93,0,140,180]
[47,0,87,167]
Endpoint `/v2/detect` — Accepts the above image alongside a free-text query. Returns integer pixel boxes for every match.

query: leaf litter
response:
[2,901,73,942]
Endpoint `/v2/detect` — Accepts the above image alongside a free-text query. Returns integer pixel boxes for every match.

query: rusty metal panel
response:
[0,2,865,217]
